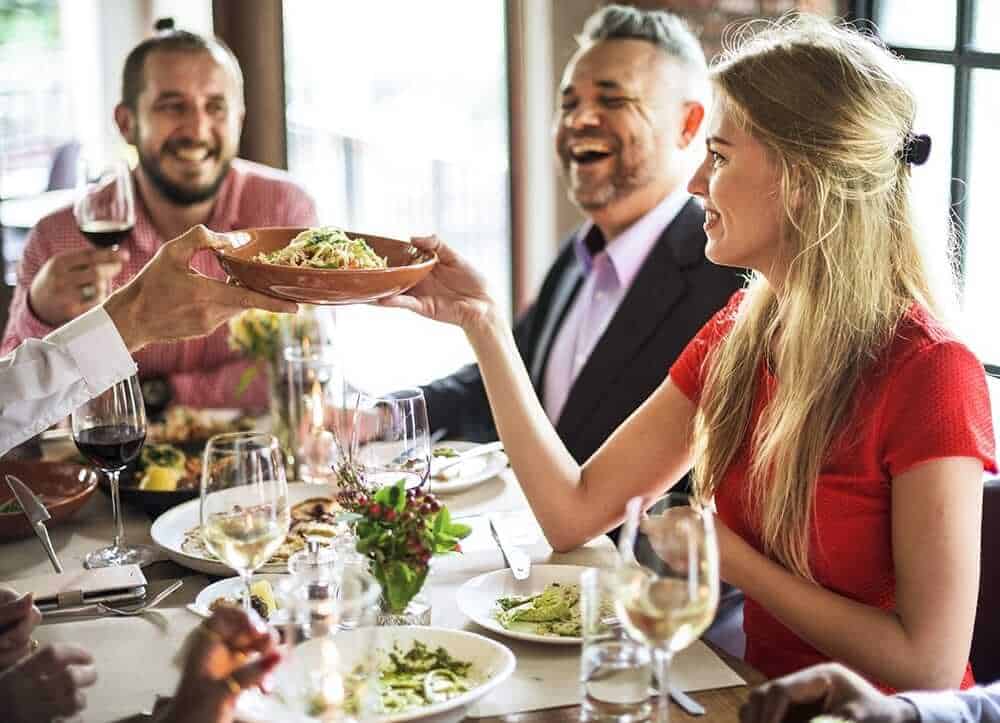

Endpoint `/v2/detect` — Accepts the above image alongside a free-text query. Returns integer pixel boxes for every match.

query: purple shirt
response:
[543,190,691,423]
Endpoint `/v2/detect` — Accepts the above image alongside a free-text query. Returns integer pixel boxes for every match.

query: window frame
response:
[850,0,1000,373]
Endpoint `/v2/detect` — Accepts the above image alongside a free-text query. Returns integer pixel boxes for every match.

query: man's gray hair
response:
[578,4,707,71]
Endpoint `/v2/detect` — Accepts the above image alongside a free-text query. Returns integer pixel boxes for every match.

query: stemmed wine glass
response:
[200,432,290,611]
[74,157,135,249]
[72,375,155,568]
[615,493,720,723]
[351,388,431,491]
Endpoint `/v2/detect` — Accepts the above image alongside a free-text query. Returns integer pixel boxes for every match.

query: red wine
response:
[75,424,145,470]
[79,220,133,248]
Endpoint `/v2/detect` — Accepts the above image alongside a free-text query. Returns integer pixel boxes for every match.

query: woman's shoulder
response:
[885,303,982,376]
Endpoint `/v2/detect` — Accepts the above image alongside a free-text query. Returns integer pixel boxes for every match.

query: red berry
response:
[428,499,440,512]
[384,509,397,522]
[370,503,382,518]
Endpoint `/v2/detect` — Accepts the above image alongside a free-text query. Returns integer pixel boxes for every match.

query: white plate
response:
[150,483,338,576]
[429,441,507,495]
[235,626,516,723]
[188,573,288,618]
[456,564,593,645]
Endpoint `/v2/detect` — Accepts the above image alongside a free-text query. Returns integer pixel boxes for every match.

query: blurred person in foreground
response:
[742,662,1000,723]
[419,4,744,463]
[1,21,316,410]
[0,225,297,456]
[383,15,994,690]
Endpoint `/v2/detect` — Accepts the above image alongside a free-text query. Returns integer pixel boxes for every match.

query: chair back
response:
[46,140,80,191]
[972,478,1000,682]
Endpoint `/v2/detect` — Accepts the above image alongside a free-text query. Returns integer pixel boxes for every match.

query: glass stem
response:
[240,570,253,612]
[108,469,125,549]
[653,646,673,723]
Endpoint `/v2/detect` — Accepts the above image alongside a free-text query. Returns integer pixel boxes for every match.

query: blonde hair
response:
[691,15,955,580]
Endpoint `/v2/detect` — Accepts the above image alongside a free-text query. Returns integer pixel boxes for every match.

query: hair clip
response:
[154,17,175,33]
[900,133,931,166]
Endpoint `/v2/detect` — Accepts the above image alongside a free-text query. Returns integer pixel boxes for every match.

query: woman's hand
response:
[379,236,497,331]
[740,663,918,723]
[0,642,97,722]
[157,606,282,723]
[0,587,41,671]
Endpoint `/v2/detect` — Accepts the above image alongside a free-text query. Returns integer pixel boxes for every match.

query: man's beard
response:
[138,151,231,206]
[560,149,655,212]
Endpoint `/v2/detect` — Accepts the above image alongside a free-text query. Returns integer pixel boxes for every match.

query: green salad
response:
[494,582,582,637]
[378,640,474,712]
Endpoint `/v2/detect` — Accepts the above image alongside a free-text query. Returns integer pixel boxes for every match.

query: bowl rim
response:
[214,226,438,274]
[0,461,99,515]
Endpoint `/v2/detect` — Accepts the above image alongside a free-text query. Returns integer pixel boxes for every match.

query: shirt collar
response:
[573,189,691,288]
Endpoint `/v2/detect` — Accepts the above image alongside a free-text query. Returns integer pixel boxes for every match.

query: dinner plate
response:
[215,226,437,305]
[429,441,508,495]
[235,626,516,723]
[456,564,593,645]
[150,482,338,576]
[188,573,288,618]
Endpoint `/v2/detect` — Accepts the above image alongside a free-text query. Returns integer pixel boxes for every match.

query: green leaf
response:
[235,365,258,397]
[446,522,472,539]
[377,559,427,613]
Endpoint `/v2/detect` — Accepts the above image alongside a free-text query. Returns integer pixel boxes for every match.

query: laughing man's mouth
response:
[568,139,613,165]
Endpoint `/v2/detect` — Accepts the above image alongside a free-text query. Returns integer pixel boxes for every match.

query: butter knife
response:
[488,515,531,580]
[6,474,63,573]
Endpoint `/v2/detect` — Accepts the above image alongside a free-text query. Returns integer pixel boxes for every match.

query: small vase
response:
[265,357,295,477]
[376,591,432,626]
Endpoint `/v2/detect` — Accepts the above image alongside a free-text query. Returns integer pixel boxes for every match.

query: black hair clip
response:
[154,17,175,33]
[900,133,931,166]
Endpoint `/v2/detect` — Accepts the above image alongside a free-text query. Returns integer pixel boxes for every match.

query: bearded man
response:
[421,4,744,462]
[2,25,317,409]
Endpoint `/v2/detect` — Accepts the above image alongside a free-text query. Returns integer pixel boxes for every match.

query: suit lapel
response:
[555,200,705,440]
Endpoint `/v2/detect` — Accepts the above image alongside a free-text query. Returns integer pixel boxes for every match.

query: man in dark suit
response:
[422,5,744,467]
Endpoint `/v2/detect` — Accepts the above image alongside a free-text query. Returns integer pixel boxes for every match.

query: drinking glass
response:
[285,345,345,484]
[580,567,652,722]
[200,432,290,611]
[352,388,430,490]
[73,157,135,250]
[72,374,154,568]
[616,493,720,723]
[270,565,381,720]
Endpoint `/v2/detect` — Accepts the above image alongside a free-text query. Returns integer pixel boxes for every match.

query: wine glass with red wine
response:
[73,158,135,250]
[72,374,155,568]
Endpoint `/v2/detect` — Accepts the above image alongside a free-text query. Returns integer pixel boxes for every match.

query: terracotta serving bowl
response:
[214,227,438,305]
[0,461,99,541]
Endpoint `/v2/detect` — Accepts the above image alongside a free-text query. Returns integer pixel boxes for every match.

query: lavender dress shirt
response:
[543,191,693,423]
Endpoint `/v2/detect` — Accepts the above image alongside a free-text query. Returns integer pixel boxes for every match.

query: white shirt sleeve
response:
[0,306,137,455]
[899,682,1000,723]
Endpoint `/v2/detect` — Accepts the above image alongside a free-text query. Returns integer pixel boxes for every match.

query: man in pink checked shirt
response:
[1,23,317,410]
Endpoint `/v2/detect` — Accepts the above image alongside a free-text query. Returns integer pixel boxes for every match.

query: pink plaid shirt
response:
[2,159,318,410]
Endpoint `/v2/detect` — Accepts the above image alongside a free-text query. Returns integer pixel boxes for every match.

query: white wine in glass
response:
[201,432,290,610]
[615,493,719,723]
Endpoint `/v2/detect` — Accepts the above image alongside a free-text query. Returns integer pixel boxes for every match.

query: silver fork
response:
[96,580,184,617]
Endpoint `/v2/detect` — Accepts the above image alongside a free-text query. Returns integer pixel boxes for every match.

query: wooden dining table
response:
[1,458,763,723]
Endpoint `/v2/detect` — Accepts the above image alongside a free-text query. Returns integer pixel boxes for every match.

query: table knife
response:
[6,474,63,573]
[488,515,531,580]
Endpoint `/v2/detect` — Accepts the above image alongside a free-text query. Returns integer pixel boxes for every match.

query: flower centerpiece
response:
[227,309,286,398]
[338,475,471,620]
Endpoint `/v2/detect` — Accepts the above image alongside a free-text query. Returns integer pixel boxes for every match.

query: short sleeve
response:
[669,291,743,404]
[880,340,997,477]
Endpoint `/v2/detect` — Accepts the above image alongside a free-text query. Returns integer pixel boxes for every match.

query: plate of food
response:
[427,441,507,495]
[215,226,438,305]
[0,461,100,541]
[190,574,286,622]
[456,564,593,645]
[235,626,515,723]
[101,406,257,517]
[150,483,345,575]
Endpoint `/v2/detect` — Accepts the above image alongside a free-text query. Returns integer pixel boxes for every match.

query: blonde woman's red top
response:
[670,291,996,689]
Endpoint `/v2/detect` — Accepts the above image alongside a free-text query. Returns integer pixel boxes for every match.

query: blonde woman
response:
[384,16,994,690]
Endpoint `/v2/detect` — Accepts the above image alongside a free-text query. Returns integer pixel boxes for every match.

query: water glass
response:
[580,567,652,722]
[284,345,346,483]
[352,388,431,490]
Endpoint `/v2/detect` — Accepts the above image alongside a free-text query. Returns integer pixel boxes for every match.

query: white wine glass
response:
[72,374,153,568]
[200,432,290,611]
[352,388,430,491]
[616,493,720,723]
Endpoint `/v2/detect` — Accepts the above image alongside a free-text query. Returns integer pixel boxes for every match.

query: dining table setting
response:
[0,225,764,722]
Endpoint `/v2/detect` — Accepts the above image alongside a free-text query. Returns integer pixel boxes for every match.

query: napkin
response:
[465,640,745,718]
[9,563,146,610]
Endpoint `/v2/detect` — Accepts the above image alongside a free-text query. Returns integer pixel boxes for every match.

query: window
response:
[283,1,511,394]
[853,0,1000,369]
